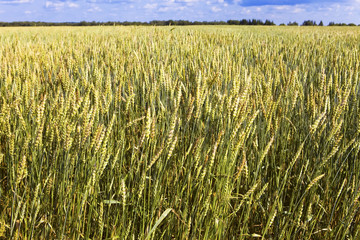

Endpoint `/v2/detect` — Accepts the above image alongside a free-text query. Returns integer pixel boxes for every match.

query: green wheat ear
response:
[0,25,359,239]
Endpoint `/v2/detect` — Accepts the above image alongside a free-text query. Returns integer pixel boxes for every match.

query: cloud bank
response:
[0,0,358,24]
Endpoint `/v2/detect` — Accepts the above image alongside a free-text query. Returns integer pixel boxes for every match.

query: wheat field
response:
[0,26,359,239]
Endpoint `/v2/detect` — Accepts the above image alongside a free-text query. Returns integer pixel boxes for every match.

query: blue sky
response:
[0,0,359,24]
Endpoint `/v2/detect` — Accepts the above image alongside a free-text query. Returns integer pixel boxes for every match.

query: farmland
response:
[0,26,360,239]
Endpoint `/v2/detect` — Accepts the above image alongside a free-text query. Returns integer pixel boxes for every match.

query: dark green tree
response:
[287,21,298,26]
[302,20,317,26]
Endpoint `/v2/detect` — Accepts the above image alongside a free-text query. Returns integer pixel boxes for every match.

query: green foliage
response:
[302,20,317,26]
[287,21,299,26]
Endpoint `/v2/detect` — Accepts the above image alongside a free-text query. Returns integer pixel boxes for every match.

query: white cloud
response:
[88,6,102,12]
[232,2,360,25]
[274,5,290,10]
[158,6,169,12]
[176,0,198,2]
[1,0,359,24]
[154,0,194,13]
[292,7,304,13]
[158,5,186,12]
[45,1,64,10]
[68,2,79,8]
[87,0,134,3]
[45,1,79,11]
[144,3,157,9]
[211,6,221,12]
[0,0,32,3]
[174,0,198,6]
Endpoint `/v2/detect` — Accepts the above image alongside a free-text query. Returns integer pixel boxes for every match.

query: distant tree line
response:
[0,19,274,27]
[328,22,357,26]
[301,20,358,26]
[227,19,275,25]
[0,20,358,27]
